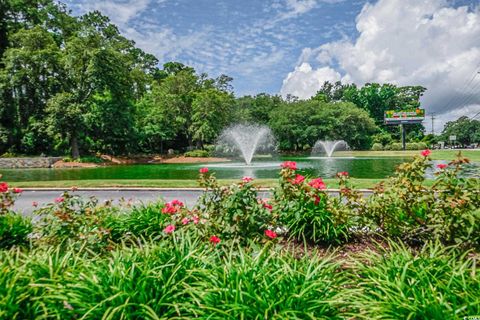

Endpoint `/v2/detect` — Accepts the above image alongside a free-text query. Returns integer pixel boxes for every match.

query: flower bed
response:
[0,151,479,319]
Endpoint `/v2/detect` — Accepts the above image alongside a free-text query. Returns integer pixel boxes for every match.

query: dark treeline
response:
[0,0,428,157]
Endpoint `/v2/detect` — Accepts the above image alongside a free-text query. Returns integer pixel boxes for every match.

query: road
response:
[13,189,374,216]
[13,189,270,215]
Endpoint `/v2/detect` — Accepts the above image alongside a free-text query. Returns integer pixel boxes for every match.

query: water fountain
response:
[312,140,348,157]
[216,124,275,165]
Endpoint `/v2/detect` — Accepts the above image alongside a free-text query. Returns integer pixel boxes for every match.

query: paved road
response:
[13,189,373,216]
[13,189,270,215]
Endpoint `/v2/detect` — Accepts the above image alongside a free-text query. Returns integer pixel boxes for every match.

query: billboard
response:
[384,109,425,124]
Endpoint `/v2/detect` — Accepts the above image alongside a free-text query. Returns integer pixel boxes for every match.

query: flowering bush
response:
[274,161,350,244]
[363,151,480,247]
[196,169,276,244]
[34,192,118,251]
[0,180,22,215]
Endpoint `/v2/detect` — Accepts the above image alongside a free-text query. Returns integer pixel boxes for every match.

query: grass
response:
[11,178,384,189]
[1,238,478,319]
[335,149,480,161]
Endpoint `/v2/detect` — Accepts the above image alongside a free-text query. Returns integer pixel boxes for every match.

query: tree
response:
[442,116,480,146]
[190,89,234,148]
[270,100,378,150]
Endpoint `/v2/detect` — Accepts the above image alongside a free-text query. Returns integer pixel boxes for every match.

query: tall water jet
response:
[312,140,348,157]
[217,124,275,165]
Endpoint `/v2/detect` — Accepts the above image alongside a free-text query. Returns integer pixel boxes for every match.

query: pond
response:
[2,156,476,182]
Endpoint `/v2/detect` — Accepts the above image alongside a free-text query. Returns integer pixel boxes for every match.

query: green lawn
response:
[13,178,386,189]
[335,149,480,161]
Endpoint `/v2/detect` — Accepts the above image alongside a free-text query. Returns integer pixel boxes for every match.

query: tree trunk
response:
[71,135,80,159]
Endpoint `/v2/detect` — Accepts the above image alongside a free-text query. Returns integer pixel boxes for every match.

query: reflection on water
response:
[1,157,478,181]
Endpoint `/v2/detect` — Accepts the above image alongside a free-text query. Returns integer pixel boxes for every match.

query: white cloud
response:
[280,0,480,132]
[281,62,341,98]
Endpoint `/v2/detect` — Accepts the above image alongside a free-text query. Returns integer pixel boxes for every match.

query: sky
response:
[65,0,480,132]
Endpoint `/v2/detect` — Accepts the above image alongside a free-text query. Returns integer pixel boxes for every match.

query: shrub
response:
[386,142,403,151]
[196,170,275,243]
[371,143,383,151]
[184,149,210,157]
[343,241,480,319]
[0,213,32,249]
[34,192,118,252]
[406,142,419,150]
[274,162,350,244]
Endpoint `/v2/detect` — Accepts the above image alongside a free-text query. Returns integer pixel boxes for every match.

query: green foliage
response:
[385,142,403,150]
[184,149,210,157]
[197,172,275,243]
[371,142,383,151]
[442,115,480,146]
[270,100,377,150]
[362,152,480,246]
[274,165,350,244]
[0,213,32,249]
[34,192,118,251]
[343,241,480,319]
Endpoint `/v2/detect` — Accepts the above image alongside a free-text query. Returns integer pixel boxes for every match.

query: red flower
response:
[209,235,221,245]
[292,174,305,185]
[192,215,200,224]
[161,200,184,214]
[164,225,175,234]
[242,176,253,183]
[55,197,64,203]
[309,178,326,189]
[264,229,277,239]
[181,217,190,225]
[0,182,8,193]
[280,161,297,170]
[12,187,22,194]
[259,198,273,211]
[199,167,209,174]
[32,201,38,207]
[170,199,184,207]
[437,164,448,169]
[313,195,320,205]
[421,149,431,157]
[337,171,349,177]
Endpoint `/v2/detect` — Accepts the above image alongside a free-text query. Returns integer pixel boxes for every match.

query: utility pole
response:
[430,113,436,135]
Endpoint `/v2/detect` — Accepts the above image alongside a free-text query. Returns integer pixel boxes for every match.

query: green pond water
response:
[2,156,473,182]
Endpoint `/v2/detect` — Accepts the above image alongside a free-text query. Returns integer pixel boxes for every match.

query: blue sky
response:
[66,0,480,130]
[65,0,368,95]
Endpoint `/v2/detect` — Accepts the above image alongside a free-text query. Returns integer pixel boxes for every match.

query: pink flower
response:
[12,187,22,194]
[192,215,200,224]
[181,217,190,225]
[292,174,305,185]
[0,182,8,193]
[309,178,326,190]
[437,164,448,169]
[280,161,297,170]
[209,235,221,245]
[421,149,431,157]
[32,201,38,207]
[264,229,277,239]
[242,176,253,183]
[170,199,184,207]
[161,200,184,214]
[337,171,349,177]
[199,167,209,174]
[164,224,175,234]
[55,197,64,203]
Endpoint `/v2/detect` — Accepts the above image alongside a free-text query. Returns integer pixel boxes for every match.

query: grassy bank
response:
[335,149,480,161]
[12,178,383,189]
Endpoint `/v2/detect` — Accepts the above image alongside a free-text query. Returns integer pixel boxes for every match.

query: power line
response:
[434,67,480,115]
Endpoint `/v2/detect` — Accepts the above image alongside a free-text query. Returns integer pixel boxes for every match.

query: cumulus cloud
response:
[280,0,480,131]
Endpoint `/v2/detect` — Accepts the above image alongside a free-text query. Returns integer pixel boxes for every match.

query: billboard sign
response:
[384,109,425,124]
